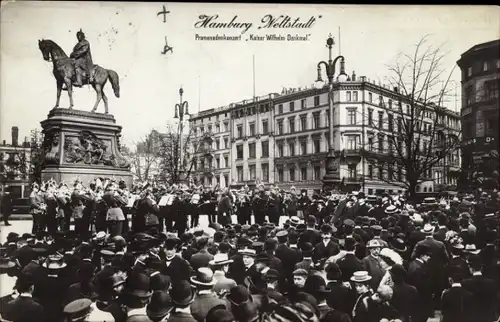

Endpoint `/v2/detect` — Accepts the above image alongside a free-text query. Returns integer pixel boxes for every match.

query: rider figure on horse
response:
[70,29,93,87]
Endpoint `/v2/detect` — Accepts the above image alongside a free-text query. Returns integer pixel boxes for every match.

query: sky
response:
[1,2,499,147]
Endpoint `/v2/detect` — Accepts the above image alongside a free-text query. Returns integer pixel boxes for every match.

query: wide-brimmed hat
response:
[190,267,216,287]
[42,255,67,270]
[390,238,407,253]
[170,280,195,306]
[209,253,234,266]
[465,244,480,254]
[300,242,314,255]
[0,257,16,270]
[124,273,153,298]
[227,285,254,306]
[366,239,383,248]
[264,269,280,282]
[384,205,398,215]
[238,248,256,257]
[290,216,301,226]
[147,291,173,319]
[350,271,372,283]
[63,298,92,322]
[420,224,435,235]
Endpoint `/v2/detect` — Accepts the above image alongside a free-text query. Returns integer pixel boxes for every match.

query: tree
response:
[157,124,201,184]
[130,130,162,182]
[360,35,461,200]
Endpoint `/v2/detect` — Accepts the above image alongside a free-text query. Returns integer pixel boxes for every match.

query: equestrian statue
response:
[38,29,120,114]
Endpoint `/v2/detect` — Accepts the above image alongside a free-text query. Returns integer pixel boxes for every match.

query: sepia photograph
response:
[0,2,499,322]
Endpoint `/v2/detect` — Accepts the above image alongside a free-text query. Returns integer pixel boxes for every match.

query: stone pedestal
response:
[40,109,132,187]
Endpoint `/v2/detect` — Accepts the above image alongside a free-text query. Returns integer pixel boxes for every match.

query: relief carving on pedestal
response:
[63,130,130,168]
[43,129,61,165]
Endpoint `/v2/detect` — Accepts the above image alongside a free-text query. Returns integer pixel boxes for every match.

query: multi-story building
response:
[0,126,32,198]
[189,76,461,196]
[457,39,499,185]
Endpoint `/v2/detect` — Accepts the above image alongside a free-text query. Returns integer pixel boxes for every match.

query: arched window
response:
[423,187,428,192]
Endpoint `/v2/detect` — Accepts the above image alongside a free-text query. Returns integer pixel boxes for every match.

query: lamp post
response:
[316,34,347,192]
[174,86,189,182]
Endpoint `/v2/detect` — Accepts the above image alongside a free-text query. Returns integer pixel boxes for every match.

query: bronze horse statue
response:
[38,39,120,113]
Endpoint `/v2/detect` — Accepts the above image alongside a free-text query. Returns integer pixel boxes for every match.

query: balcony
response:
[343,148,362,164]
[199,146,214,156]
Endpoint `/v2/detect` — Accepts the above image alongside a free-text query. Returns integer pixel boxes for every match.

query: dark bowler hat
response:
[300,242,314,255]
[296,223,307,233]
[63,298,92,322]
[321,224,336,234]
[205,305,235,322]
[147,291,173,320]
[170,280,195,307]
[227,285,254,306]
[305,274,330,294]
[150,272,171,292]
[264,269,280,282]
[390,238,407,253]
[251,241,264,253]
[255,253,270,265]
[124,272,153,298]
[165,237,181,250]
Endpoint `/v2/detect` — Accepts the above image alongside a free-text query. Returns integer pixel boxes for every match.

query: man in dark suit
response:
[441,271,474,322]
[337,237,364,282]
[294,242,314,272]
[461,254,498,322]
[313,224,340,263]
[1,190,13,226]
[407,245,434,322]
[390,264,419,322]
[162,238,193,282]
[217,190,232,227]
[190,237,214,272]
[325,262,356,317]
[362,239,385,290]
[275,231,302,289]
[3,276,44,322]
[302,216,321,246]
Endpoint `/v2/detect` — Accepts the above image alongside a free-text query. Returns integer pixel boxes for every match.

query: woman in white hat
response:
[351,271,373,322]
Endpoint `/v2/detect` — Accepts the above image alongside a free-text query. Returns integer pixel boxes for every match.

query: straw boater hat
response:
[350,271,372,283]
[366,239,383,249]
[209,253,234,267]
[464,244,480,254]
[421,224,435,235]
[238,248,256,257]
[384,205,398,215]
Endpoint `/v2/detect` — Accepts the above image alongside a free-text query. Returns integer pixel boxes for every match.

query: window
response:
[379,95,383,107]
[249,165,256,180]
[301,141,307,155]
[289,101,295,112]
[314,96,320,106]
[388,137,393,154]
[249,123,255,136]
[353,91,358,102]
[484,79,499,101]
[378,164,384,179]
[347,136,357,150]
[237,125,243,138]
[262,120,269,134]
[262,164,269,182]
[368,164,373,178]
[237,166,243,182]
[261,141,269,158]
[378,135,384,153]
[277,168,284,182]
[236,144,243,159]
[223,156,228,167]
[484,61,489,71]
[348,164,356,179]
[397,118,402,133]
[388,99,392,109]
[346,91,351,101]
[289,168,295,181]
[200,159,205,169]
[277,120,283,135]
[249,143,256,158]
[215,124,220,133]
[314,139,320,153]
[208,125,212,133]
[347,108,356,125]
[277,142,284,157]
[216,156,220,169]
[314,166,321,181]
[301,99,306,109]
[288,142,295,156]
[216,140,220,150]
[368,109,373,126]
[300,115,307,131]
[378,111,384,129]
[289,118,295,133]
[278,104,283,114]
[301,167,307,181]
[368,93,373,103]
[223,122,228,132]
[388,114,393,131]
[313,112,320,129]
[368,137,374,151]
[467,66,472,77]
[224,137,228,148]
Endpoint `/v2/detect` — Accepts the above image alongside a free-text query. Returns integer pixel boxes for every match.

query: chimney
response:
[360,76,366,82]
[2,140,5,146]
[352,71,356,81]
[11,126,19,146]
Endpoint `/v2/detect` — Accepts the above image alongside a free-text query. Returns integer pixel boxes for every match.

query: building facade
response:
[457,39,499,186]
[189,76,461,196]
[0,127,32,198]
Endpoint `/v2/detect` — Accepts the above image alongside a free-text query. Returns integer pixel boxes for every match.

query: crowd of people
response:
[0,176,499,322]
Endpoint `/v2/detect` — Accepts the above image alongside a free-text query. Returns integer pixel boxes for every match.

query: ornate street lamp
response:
[316,34,347,192]
[174,87,189,182]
